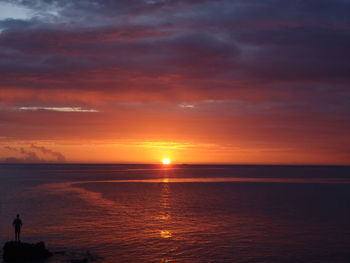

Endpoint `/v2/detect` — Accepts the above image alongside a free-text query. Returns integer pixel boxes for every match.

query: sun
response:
[162,158,171,165]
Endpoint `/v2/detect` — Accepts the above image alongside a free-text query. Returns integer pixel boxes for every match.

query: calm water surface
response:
[0,164,350,262]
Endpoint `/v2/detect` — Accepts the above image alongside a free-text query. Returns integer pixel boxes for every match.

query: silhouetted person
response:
[12,214,22,242]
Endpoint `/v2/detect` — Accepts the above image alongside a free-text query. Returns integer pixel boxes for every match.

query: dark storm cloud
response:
[0,0,349,89]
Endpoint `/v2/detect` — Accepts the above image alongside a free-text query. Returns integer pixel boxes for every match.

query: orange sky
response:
[0,103,349,164]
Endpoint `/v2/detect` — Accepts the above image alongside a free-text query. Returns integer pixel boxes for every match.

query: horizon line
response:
[0,162,349,167]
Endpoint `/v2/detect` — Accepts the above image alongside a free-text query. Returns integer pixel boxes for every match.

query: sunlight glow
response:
[162,158,171,165]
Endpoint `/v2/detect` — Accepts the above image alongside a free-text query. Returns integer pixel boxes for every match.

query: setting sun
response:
[162,158,171,165]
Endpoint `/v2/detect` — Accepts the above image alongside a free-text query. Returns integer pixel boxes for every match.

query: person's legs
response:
[15,229,20,242]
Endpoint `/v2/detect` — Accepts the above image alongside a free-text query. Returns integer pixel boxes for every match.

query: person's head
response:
[16,214,19,218]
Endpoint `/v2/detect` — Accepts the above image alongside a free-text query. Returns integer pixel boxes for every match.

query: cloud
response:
[179,103,195,109]
[19,106,99,112]
[0,0,348,83]
[1,144,66,163]
[4,145,17,151]
[30,144,66,162]
[0,2,32,20]
[2,146,41,162]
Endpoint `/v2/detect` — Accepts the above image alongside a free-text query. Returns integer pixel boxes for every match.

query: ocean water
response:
[0,164,350,262]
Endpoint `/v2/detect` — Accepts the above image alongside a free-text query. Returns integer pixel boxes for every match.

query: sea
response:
[0,164,350,263]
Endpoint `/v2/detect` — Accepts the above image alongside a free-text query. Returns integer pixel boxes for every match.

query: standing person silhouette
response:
[12,214,22,242]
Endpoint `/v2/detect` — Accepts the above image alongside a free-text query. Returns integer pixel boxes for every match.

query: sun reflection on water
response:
[160,230,172,238]
[160,177,172,239]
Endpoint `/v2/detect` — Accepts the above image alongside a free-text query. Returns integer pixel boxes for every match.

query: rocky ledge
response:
[3,241,53,261]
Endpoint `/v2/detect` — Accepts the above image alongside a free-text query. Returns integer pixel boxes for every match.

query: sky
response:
[0,0,349,164]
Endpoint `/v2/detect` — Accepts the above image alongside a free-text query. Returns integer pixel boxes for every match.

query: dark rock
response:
[53,250,66,255]
[3,241,53,261]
